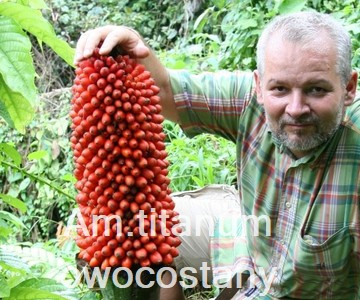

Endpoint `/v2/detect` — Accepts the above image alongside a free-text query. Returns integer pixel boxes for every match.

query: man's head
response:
[256,11,352,85]
[254,11,358,158]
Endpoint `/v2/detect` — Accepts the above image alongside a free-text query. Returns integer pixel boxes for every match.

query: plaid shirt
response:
[169,69,360,299]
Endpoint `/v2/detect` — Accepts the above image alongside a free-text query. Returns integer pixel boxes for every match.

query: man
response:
[75,11,359,299]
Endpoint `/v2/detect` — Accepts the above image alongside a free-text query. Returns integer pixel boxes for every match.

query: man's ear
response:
[254,70,264,105]
[344,71,358,106]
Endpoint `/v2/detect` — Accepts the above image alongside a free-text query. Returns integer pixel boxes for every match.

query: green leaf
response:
[28,0,49,10]
[0,100,14,128]
[0,143,22,166]
[6,278,72,300]
[19,178,31,191]
[0,75,34,132]
[14,278,65,291]
[27,150,47,161]
[0,194,27,213]
[237,18,258,30]
[0,2,75,66]
[191,176,204,187]
[6,287,68,300]
[0,211,27,229]
[213,0,226,9]
[194,7,213,33]
[6,172,22,184]
[0,274,11,298]
[0,16,37,104]
[61,173,76,183]
[0,222,13,239]
[347,23,360,35]
[0,248,30,274]
[278,0,307,14]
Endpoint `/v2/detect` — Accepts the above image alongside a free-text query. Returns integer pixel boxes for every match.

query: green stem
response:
[0,158,74,200]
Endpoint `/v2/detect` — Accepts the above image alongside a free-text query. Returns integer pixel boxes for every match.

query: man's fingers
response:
[74,27,110,63]
[82,31,103,57]
[74,32,88,64]
[74,25,150,65]
[98,29,128,56]
[99,28,150,58]
[131,41,151,58]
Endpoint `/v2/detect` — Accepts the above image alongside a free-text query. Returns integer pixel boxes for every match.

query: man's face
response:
[255,33,357,158]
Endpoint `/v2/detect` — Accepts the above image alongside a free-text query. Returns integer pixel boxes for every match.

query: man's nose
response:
[284,91,310,118]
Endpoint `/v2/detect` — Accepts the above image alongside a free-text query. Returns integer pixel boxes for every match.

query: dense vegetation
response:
[0,0,359,298]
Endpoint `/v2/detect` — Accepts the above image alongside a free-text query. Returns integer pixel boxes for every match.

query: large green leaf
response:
[6,278,73,300]
[0,211,27,229]
[0,2,75,66]
[6,287,68,300]
[0,194,27,213]
[0,100,14,127]
[0,274,11,298]
[0,16,37,105]
[0,74,34,132]
[0,248,30,274]
[12,278,67,292]
[19,0,49,10]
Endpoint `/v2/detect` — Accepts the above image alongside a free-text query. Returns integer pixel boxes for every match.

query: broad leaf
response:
[6,278,75,300]
[0,275,10,298]
[12,278,67,292]
[0,75,34,132]
[0,143,22,166]
[0,248,30,274]
[6,287,68,300]
[26,0,49,10]
[0,100,14,128]
[0,2,75,66]
[0,16,37,106]
[27,150,47,161]
[0,194,27,213]
[0,211,27,229]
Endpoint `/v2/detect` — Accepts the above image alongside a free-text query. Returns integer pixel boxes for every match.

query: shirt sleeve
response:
[210,208,256,283]
[169,69,255,143]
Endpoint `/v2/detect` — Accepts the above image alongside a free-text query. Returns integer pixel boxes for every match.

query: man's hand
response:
[73,24,179,123]
[74,25,150,65]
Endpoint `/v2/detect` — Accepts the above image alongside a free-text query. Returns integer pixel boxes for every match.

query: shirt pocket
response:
[291,226,356,294]
[293,226,353,277]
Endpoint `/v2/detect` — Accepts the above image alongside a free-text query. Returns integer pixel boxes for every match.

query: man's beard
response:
[267,101,344,153]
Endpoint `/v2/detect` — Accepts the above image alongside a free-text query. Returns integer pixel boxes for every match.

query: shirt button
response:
[285,202,291,209]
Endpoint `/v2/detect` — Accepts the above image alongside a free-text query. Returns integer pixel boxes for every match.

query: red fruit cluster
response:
[70,48,181,270]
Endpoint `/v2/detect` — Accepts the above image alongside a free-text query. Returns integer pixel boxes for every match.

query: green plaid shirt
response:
[169,69,360,299]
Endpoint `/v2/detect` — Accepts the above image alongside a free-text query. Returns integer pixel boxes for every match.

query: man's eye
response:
[307,87,327,95]
[271,86,287,93]
[275,87,285,91]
